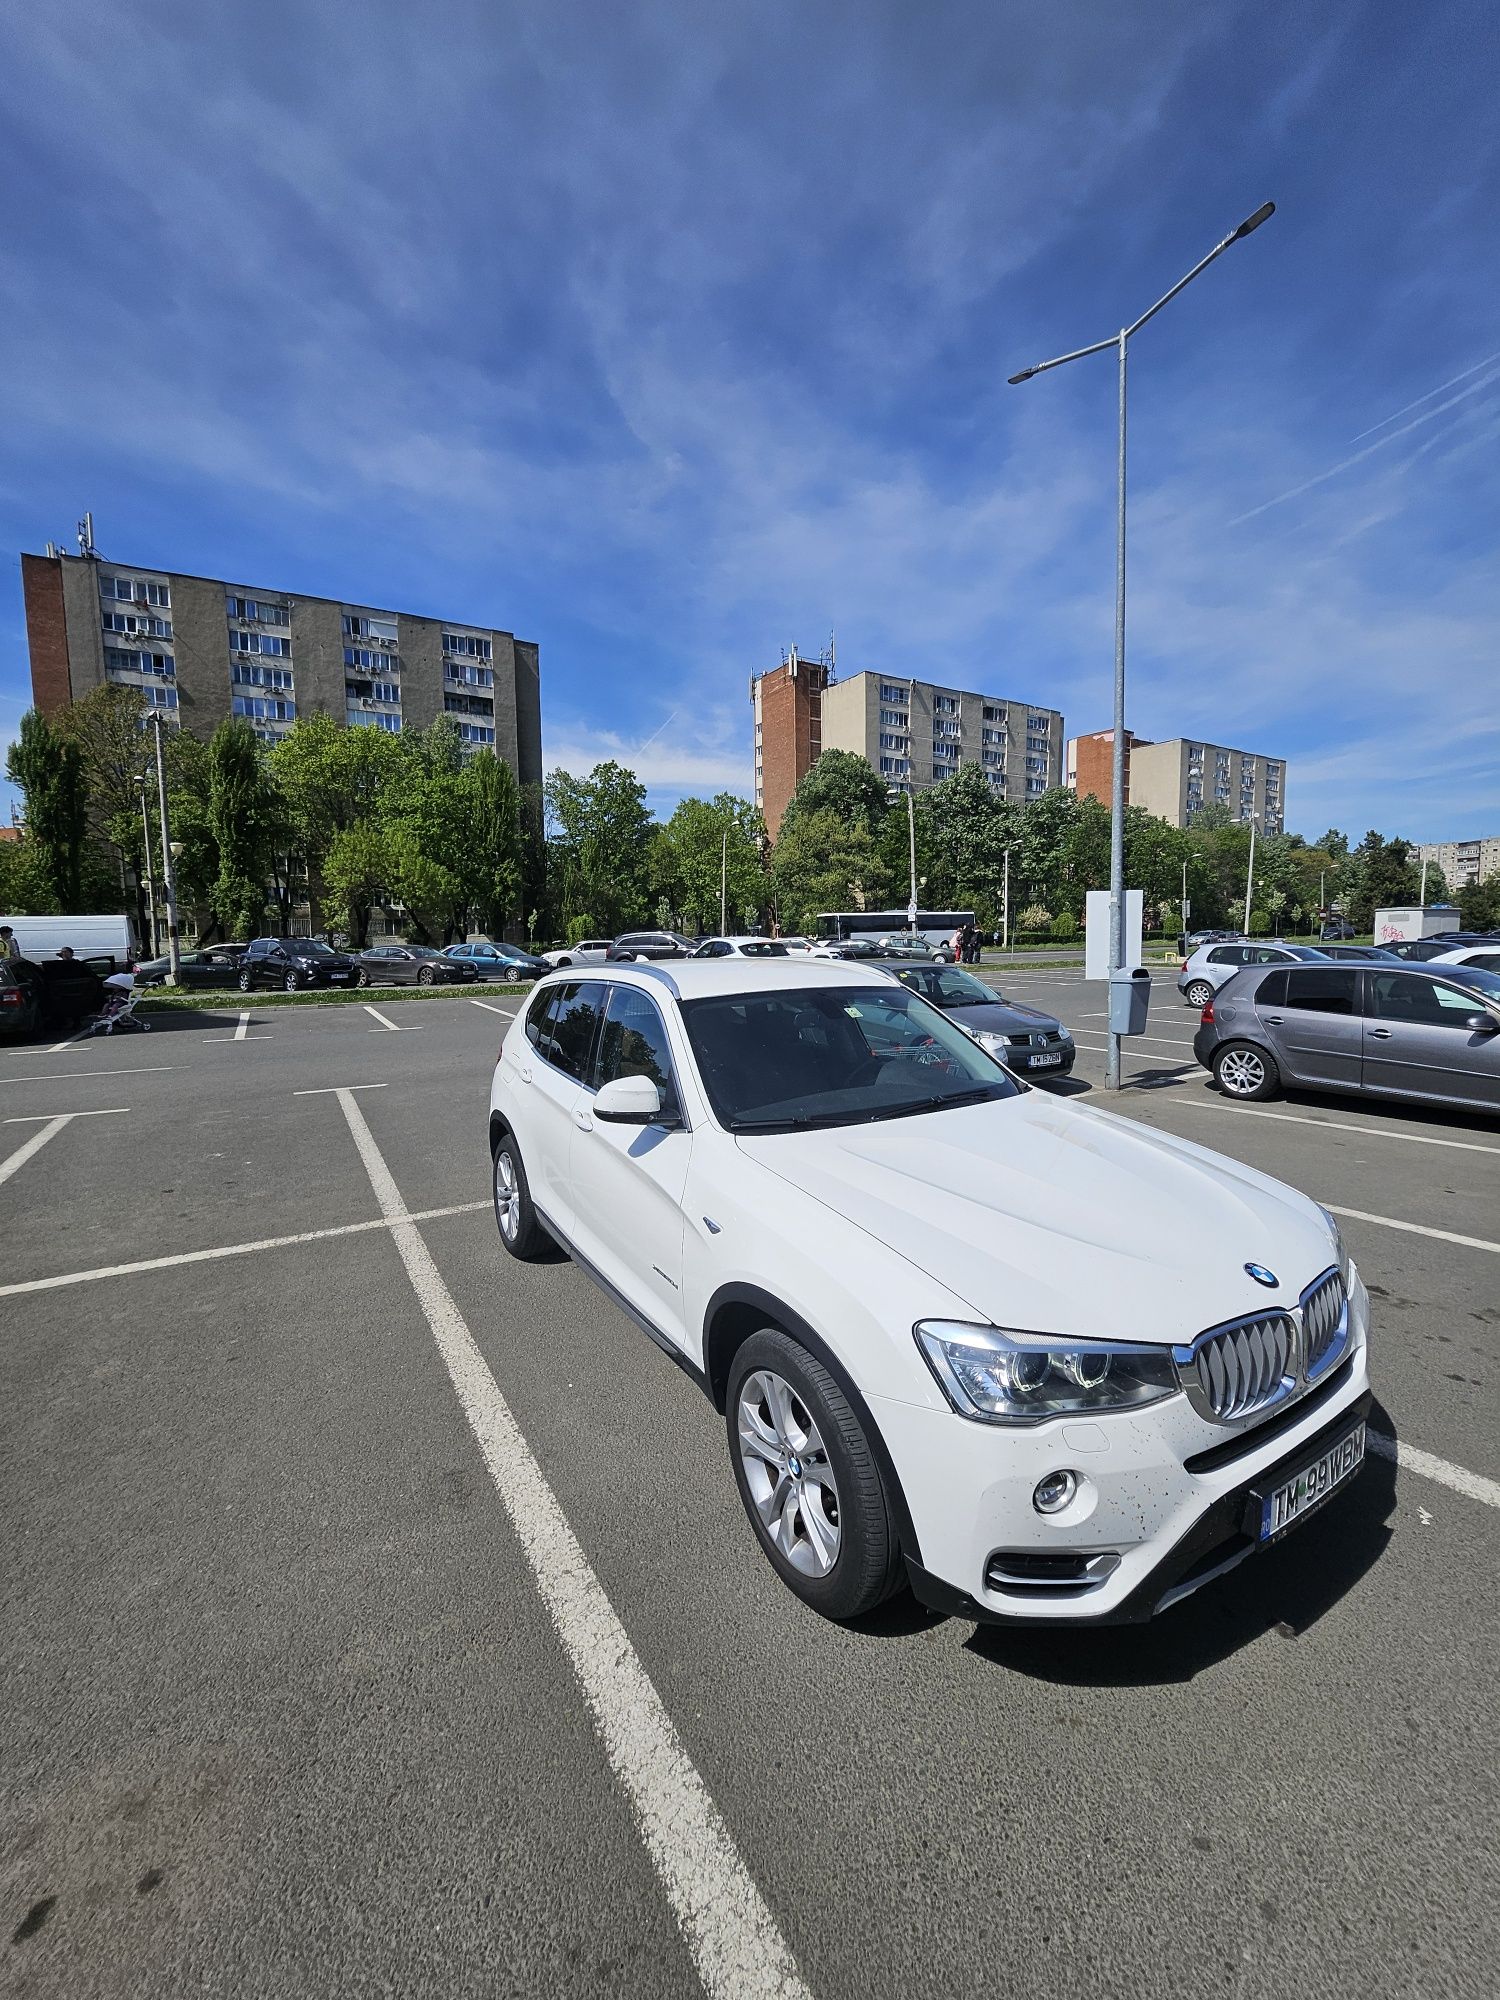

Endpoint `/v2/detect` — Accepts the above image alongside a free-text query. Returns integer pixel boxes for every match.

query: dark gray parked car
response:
[1192,959,1500,1111]
[357,944,477,986]
[881,963,1075,1079]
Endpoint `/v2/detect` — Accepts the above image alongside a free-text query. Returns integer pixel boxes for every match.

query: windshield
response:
[1444,964,1500,1001]
[406,946,443,958]
[891,966,995,1007]
[294,939,338,956]
[679,984,1021,1133]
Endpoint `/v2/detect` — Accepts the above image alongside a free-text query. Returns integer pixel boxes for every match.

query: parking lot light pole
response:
[149,712,182,984]
[135,775,159,960]
[1243,812,1259,935]
[889,785,918,931]
[1008,201,1275,1088]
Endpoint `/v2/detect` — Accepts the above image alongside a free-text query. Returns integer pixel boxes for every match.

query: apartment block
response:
[1068,730,1285,832]
[751,647,831,837]
[1416,835,1500,891]
[813,670,1063,804]
[20,548,542,784]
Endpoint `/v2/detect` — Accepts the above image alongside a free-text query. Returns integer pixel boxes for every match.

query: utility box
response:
[1108,966,1151,1036]
[1373,905,1460,945]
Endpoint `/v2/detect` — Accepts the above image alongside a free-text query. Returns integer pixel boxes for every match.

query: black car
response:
[881,962,1076,1078]
[1385,933,1500,963]
[606,931,697,961]
[442,940,547,981]
[133,944,248,988]
[238,937,362,992]
[1314,944,1403,963]
[0,955,107,1038]
[1319,919,1357,941]
[357,944,478,986]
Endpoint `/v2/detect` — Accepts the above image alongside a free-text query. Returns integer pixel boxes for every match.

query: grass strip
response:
[140,981,533,1012]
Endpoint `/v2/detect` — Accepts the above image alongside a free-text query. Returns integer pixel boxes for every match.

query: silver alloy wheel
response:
[736,1369,841,1577]
[493,1147,521,1243]
[1218,1046,1267,1096]
[1185,981,1213,1007]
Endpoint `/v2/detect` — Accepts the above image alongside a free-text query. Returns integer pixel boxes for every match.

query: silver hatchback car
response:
[1191,959,1500,1111]
[1177,939,1330,1008]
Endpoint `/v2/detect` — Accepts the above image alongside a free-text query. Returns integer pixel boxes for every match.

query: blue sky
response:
[2,0,1497,840]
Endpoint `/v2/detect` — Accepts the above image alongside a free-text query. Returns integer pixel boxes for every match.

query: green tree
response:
[269,715,405,919]
[0,833,56,915]
[777,749,889,839]
[1457,873,1500,931]
[913,765,1016,913]
[321,821,393,946]
[465,750,523,937]
[659,794,765,934]
[208,718,275,939]
[1341,831,1422,929]
[544,761,652,934]
[771,808,889,935]
[6,710,89,911]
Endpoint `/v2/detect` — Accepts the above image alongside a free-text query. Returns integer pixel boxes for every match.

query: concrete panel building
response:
[810,669,1063,804]
[1068,729,1284,833]
[21,548,542,787]
[1416,835,1500,891]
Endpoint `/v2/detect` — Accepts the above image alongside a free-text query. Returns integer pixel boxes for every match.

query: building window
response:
[232,663,293,692]
[878,756,910,776]
[232,695,294,722]
[226,595,290,626]
[103,575,171,608]
[878,732,907,751]
[879,708,906,727]
[1026,715,1050,733]
[878,683,908,704]
[457,723,495,746]
[1027,777,1045,794]
[1025,755,1047,774]
[231,630,291,657]
[347,710,402,733]
[344,645,401,674]
[444,663,494,688]
[982,749,1003,768]
[981,727,1005,746]
[105,647,176,680]
[982,705,1005,724]
[932,694,958,715]
[342,612,397,644]
[934,718,961,738]
[443,632,493,661]
[102,611,172,640]
[144,684,179,710]
[1026,735,1049,753]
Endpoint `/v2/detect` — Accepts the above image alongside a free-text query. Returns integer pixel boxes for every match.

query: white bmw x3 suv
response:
[488,959,1372,1626]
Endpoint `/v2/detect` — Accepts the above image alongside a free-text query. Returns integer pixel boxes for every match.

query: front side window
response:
[597,986,679,1115]
[1369,973,1493,1026]
[680,985,1020,1133]
[1283,968,1359,1015]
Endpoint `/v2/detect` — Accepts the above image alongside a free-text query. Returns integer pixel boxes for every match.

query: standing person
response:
[0,925,16,963]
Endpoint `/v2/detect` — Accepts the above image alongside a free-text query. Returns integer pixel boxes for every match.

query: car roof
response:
[540,958,893,1001]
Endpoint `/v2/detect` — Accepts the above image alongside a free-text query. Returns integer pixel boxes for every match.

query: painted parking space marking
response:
[1323,1203,1500,1256]
[1367,1433,1500,1511]
[0,1107,128,1189]
[0,1066,175,1086]
[363,1004,421,1032]
[470,998,516,1017]
[203,1010,273,1042]
[1167,1096,1500,1158]
[331,1086,810,2000]
[46,1028,97,1053]
[0,1199,490,1298]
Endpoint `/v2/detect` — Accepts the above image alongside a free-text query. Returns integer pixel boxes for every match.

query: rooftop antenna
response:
[76,512,97,560]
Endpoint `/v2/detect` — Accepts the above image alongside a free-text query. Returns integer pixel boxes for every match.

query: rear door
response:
[1204,945,1251,988]
[1260,966,1363,1089]
[520,981,607,1229]
[1363,971,1500,1109]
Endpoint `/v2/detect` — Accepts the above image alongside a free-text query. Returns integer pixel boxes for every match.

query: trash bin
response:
[1108,966,1151,1036]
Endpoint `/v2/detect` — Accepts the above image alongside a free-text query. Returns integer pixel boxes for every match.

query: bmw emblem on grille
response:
[1244,1263,1279,1289]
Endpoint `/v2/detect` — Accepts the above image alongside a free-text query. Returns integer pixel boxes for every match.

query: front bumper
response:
[874,1271,1372,1624]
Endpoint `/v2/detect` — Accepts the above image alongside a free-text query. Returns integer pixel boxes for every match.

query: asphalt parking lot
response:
[2,973,1496,1999]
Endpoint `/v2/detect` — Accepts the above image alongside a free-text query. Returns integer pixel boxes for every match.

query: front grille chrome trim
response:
[1174,1266,1348,1431]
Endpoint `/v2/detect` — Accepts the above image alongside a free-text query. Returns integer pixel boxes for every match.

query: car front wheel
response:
[1213,1040,1280,1101]
[418,965,435,986]
[492,1131,547,1260]
[1184,980,1213,1008]
[349,967,365,988]
[283,971,300,992]
[238,969,253,992]
[726,1330,902,1622]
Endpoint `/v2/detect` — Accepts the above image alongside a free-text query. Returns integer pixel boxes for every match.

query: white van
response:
[0,914,138,970]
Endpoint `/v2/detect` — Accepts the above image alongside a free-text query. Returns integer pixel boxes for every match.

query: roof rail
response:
[623,960,681,999]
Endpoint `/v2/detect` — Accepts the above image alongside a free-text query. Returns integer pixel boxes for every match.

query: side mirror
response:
[1464,1013,1498,1036]
[594,1074,674,1125]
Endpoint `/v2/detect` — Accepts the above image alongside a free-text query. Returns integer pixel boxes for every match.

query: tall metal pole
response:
[1243,815,1257,935]
[1105,330,1128,1089]
[1002,848,1010,955]
[137,780,159,959]
[1181,856,1188,945]
[151,713,182,983]
[1419,855,1428,908]
[905,791,918,930]
[720,826,728,934]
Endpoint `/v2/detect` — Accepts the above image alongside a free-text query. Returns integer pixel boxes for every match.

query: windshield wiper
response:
[863,1086,1004,1123]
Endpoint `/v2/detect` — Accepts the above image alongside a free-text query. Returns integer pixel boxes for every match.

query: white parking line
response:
[0,1067,175,1086]
[363,1004,420,1032]
[1070,1030,1200,1053]
[0,1107,128,1189]
[332,1087,809,2000]
[46,1028,96,1053]
[1170,1097,1500,1158]
[0,1199,490,1297]
[1324,1203,1500,1256]
[236,1009,250,1041]
[470,998,516,1017]
[1368,1433,1500,1511]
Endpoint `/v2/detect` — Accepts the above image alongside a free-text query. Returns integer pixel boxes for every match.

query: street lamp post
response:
[1008,202,1274,1087]
[149,711,182,984]
[1002,847,1011,956]
[888,786,918,930]
[1243,812,1259,936]
[720,825,728,934]
[135,775,159,960]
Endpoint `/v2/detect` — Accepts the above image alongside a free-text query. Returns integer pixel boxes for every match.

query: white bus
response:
[815,909,974,950]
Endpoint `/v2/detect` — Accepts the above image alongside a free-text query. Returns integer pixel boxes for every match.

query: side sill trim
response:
[533,1201,711,1397]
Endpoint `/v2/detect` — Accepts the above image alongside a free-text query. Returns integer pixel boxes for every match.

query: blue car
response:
[442,940,546,981]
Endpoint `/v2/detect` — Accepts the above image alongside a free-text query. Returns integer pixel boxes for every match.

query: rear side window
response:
[544,981,607,1080]
[525,983,560,1048]
[1466,953,1500,973]
[1284,968,1359,1015]
[1207,946,1245,966]
[597,986,679,1116]
[1255,969,1288,1007]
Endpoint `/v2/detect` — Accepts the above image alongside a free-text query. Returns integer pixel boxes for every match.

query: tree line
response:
[6,696,1498,945]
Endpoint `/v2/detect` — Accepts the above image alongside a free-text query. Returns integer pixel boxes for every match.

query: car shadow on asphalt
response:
[959,1399,1399,1686]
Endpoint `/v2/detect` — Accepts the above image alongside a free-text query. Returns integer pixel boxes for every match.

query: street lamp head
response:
[1230,201,1276,241]
[1007,367,1037,385]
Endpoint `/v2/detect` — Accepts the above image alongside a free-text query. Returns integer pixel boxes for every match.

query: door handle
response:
[573,1107,594,1131]
[1263,1014,1284,1025]
[1367,1028,1393,1039]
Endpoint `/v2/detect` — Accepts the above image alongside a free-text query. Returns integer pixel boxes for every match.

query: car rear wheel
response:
[418,965,435,986]
[726,1330,903,1622]
[349,967,364,988]
[1213,1040,1280,1101]
[1184,980,1213,1008]
[492,1131,547,1260]
[238,969,253,993]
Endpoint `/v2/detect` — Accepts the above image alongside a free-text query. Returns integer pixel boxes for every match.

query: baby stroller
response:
[88,971,150,1035]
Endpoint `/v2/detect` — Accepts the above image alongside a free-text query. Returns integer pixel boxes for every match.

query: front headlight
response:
[914,1320,1180,1425]
[974,1030,1012,1054]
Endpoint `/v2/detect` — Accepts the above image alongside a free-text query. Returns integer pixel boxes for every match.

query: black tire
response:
[349,967,365,988]
[238,969,253,993]
[556,956,573,969]
[282,970,299,993]
[726,1329,903,1622]
[418,965,435,986]
[1184,980,1214,1008]
[492,1130,547,1260]
[1212,1040,1281,1102]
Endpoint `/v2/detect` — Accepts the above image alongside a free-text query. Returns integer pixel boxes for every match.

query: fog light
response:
[1033,1470,1078,1515]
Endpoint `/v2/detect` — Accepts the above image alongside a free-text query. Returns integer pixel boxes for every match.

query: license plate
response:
[1257,1422,1366,1541]
[1029,1051,1064,1067]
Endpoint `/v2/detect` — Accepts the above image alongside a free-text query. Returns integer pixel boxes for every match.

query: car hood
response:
[736,1089,1335,1346]
[939,998,1061,1037]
